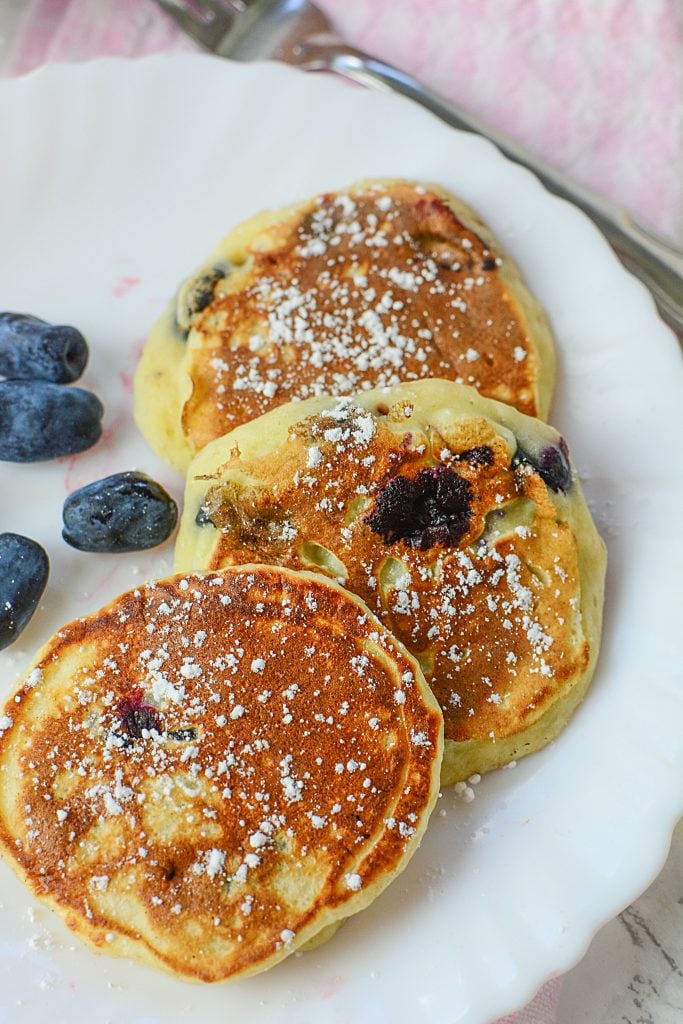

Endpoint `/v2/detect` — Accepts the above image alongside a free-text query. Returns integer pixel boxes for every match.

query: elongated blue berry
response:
[62,472,178,553]
[0,381,103,462]
[0,313,88,383]
[0,533,49,651]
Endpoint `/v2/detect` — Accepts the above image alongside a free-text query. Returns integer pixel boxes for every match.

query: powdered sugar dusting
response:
[183,183,539,447]
[0,565,440,979]
[202,394,586,750]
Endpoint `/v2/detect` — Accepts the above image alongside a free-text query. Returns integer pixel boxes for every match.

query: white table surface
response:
[557,822,683,1024]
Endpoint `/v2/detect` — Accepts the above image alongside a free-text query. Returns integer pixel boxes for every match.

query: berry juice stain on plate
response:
[112,276,141,299]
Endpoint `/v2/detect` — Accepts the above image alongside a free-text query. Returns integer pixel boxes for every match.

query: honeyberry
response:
[513,438,573,493]
[0,533,49,651]
[0,312,88,384]
[62,471,178,553]
[365,465,473,550]
[0,381,103,462]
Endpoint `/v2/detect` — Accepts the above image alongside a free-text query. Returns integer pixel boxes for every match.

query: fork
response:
[155,0,683,336]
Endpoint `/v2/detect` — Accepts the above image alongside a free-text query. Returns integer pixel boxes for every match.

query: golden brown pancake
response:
[175,380,605,783]
[0,565,442,983]
[135,180,555,471]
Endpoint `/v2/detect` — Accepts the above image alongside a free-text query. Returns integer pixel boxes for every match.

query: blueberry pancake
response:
[0,565,442,983]
[175,380,605,784]
[135,180,555,471]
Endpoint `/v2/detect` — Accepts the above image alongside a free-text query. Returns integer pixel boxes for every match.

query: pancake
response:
[134,179,555,472]
[0,565,442,983]
[175,380,606,784]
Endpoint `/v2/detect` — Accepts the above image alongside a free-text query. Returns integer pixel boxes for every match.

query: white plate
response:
[0,54,681,1024]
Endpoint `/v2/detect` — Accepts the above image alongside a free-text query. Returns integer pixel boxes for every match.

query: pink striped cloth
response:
[4,0,682,243]
[2,2,681,1021]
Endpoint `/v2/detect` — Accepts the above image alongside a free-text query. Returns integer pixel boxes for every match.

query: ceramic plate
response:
[0,54,681,1024]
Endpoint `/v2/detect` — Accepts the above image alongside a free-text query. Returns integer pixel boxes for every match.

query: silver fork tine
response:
[190,0,234,14]
[164,0,297,60]
[206,0,249,11]
[156,0,335,62]
[155,0,235,49]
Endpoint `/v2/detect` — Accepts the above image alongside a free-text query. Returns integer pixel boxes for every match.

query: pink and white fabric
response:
[5,0,683,243]
[2,2,682,1021]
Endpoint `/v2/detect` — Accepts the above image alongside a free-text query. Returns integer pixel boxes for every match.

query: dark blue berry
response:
[195,503,213,527]
[0,381,103,462]
[175,266,227,338]
[116,695,163,739]
[455,445,494,466]
[0,533,49,651]
[62,471,178,553]
[0,313,88,383]
[365,465,473,549]
[513,437,572,493]
[168,727,198,742]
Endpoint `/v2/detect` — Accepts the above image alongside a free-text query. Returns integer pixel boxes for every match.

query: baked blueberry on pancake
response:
[176,380,605,784]
[0,566,442,983]
[135,180,555,471]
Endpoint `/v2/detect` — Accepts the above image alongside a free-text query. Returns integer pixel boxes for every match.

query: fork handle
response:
[302,44,683,336]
